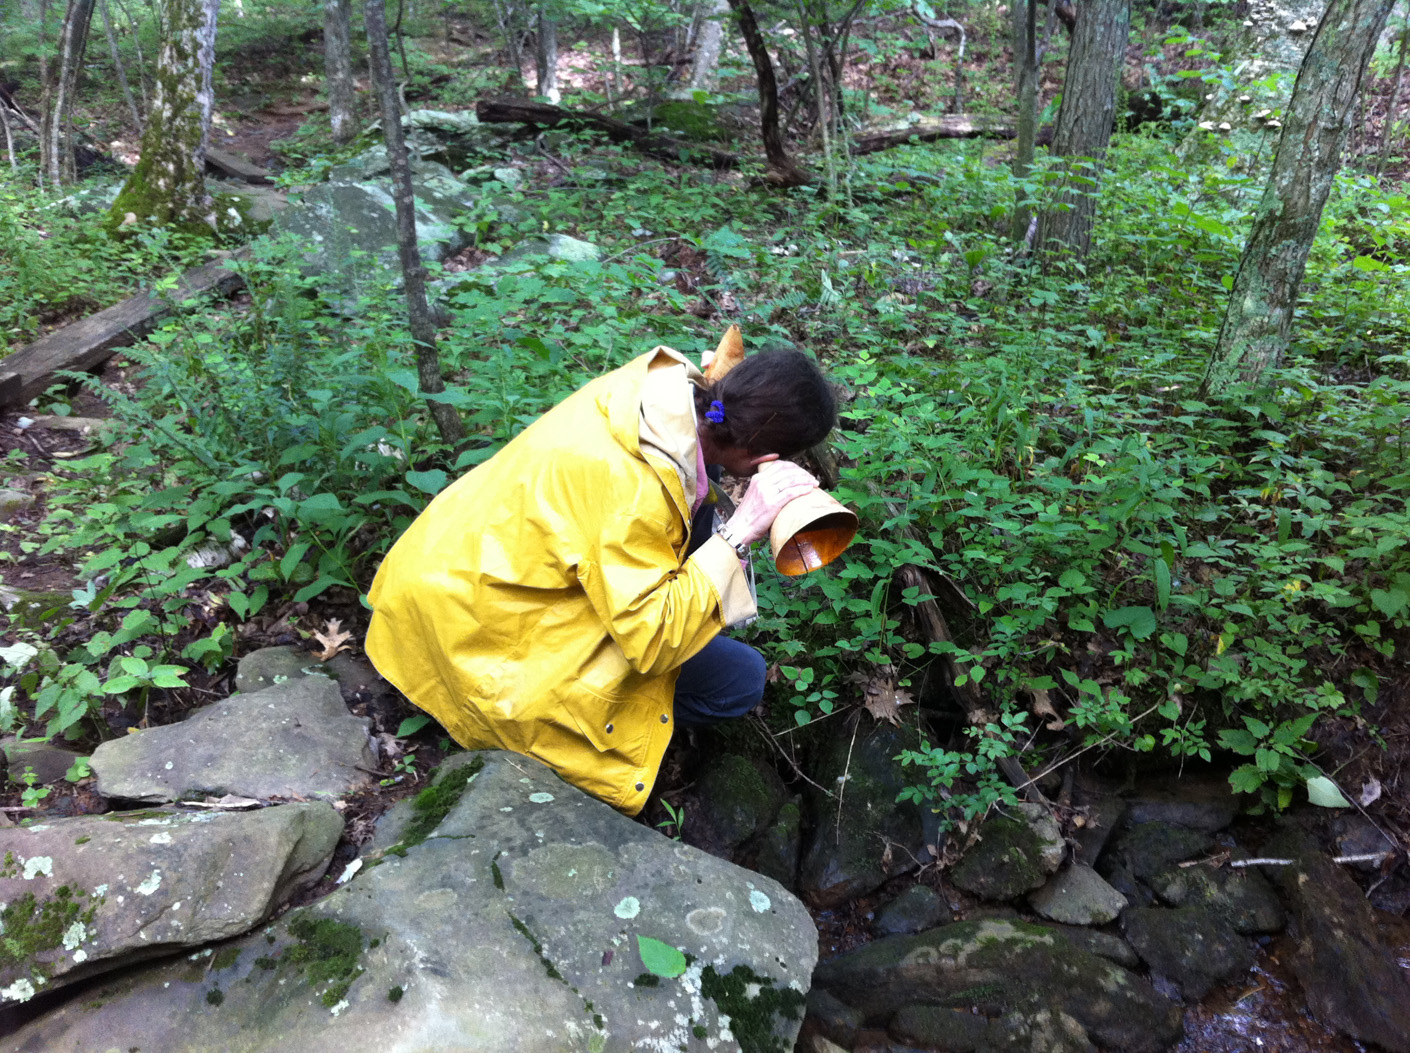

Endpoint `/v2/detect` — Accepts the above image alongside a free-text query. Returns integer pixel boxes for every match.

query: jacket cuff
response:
[692,533,759,628]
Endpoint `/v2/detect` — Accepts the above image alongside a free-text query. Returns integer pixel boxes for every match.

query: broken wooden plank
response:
[205,146,274,185]
[475,98,740,169]
[0,258,246,411]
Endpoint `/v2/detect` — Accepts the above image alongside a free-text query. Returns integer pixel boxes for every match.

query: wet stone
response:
[1121,905,1255,1000]
[950,804,1064,903]
[684,752,786,859]
[1028,864,1128,926]
[873,884,948,937]
[234,645,326,694]
[748,796,803,892]
[1098,820,1215,882]
[1148,862,1284,933]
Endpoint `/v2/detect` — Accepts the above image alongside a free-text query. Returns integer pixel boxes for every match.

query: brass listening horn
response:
[758,463,859,576]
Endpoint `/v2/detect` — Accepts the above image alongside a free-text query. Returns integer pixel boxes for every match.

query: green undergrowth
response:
[3,124,1407,816]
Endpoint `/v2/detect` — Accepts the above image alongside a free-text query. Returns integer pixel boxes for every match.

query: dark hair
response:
[695,349,837,456]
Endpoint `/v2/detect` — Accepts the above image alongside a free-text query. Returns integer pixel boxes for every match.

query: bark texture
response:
[1034,0,1130,260]
[324,0,357,144]
[39,0,96,187]
[107,0,220,234]
[1011,0,1038,245]
[725,0,813,185]
[1202,0,1397,395]
[364,0,465,446]
[535,6,559,103]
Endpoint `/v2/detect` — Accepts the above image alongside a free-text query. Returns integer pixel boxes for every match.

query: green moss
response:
[205,988,224,1006]
[693,1024,708,1038]
[74,836,91,846]
[633,973,660,988]
[400,755,485,847]
[699,965,805,1053]
[211,946,241,971]
[647,100,724,142]
[508,913,562,981]
[388,985,404,1002]
[285,916,366,1008]
[254,956,277,971]
[0,889,82,970]
[491,852,505,890]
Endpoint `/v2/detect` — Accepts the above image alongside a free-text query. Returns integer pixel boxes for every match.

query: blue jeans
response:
[673,636,766,727]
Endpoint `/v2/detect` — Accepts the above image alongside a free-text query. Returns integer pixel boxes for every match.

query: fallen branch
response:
[851,116,1054,155]
[1230,852,1399,868]
[475,97,740,169]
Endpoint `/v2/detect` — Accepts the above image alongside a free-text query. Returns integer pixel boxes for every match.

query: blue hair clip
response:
[705,400,726,424]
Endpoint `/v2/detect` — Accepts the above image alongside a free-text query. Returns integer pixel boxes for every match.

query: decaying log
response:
[0,256,246,411]
[475,98,740,169]
[851,115,1040,155]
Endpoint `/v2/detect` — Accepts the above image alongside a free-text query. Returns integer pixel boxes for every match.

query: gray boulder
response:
[798,721,926,908]
[1122,776,1238,832]
[891,1003,1096,1052]
[874,884,948,936]
[951,803,1065,902]
[0,488,34,522]
[812,917,1183,1053]
[8,751,818,1052]
[234,644,325,694]
[497,232,603,265]
[1148,862,1284,933]
[1,738,84,786]
[1029,863,1128,926]
[1121,905,1255,1000]
[91,676,374,803]
[1262,827,1410,1052]
[0,803,341,1004]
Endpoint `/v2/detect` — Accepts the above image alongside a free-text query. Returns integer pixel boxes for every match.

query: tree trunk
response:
[107,0,220,234]
[1377,4,1408,177]
[685,0,727,92]
[1011,0,1038,246]
[535,5,559,103]
[1201,0,1397,396]
[39,0,96,187]
[324,0,357,144]
[100,0,142,132]
[725,0,813,185]
[492,0,527,91]
[1034,0,1130,261]
[364,0,465,447]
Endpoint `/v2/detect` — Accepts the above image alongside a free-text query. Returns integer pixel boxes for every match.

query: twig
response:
[1229,853,1395,867]
[834,717,860,845]
[749,714,834,797]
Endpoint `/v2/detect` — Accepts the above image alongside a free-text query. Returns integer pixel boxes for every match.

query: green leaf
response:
[1305,775,1350,808]
[1217,729,1258,754]
[1058,569,1085,589]
[1369,587,1408,619]
[637,935,688,979]
[1154,558,1171,610]
[405,469,450,496]
[396,715,432,738]
[1102,605,1157,640]
[1228,764,1265,795]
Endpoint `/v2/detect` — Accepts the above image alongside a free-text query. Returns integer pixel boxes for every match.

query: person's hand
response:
[722,461,819,546]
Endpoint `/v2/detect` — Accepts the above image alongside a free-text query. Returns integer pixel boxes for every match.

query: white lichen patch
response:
[614,897,641,920]
[62,921,87,950]
[329,998,350,1016]
[136,818,173,827]
[135,869,163,896]
[528,792,555,804]
[687,907,725,935]
[149,832,173,845]
[500,807,514,812]
[749,890,771,913]
[94,884,108,896]
[22,856,53,880]
[1,978,36,1003]
[72,949,88,964]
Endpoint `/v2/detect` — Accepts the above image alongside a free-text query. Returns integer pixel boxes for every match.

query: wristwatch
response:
[717,525,750,560]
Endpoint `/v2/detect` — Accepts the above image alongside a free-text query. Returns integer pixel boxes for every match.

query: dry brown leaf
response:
[1030,688,1066,731]
[312,618,354,661]
[849,668,916,726]
[880,841,894,871]
[704,324,746,381]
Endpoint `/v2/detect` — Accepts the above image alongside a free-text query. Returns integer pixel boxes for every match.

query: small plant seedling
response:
[656,799,685,840]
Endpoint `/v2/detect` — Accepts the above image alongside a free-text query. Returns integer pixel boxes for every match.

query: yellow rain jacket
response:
[365,347,757,815]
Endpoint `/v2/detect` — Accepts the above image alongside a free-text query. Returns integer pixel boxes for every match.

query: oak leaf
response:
[312,618,354,661]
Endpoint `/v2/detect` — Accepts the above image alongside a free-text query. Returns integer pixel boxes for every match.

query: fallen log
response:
[851,115,1048,155]
[0,256,246,411]
[475,98,740,169]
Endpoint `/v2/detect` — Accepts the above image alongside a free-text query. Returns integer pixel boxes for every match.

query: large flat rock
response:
[6,751,818,1052]
[90,676,374,803]
[0,803,342,1004]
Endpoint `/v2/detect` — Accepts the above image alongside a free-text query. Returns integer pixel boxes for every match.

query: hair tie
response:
[705,400,726,424]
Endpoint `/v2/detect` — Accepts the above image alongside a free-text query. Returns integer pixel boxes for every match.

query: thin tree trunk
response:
[798,1,834,193]
[685,0,727,92]
[535,5,559,103]
[1034,0,1131,261]
[100,0,142,132]
[324,0,357,144]
[40,0,96,187]
[492,0,527,91]
[1377,4,1408,177]
[0,101,17,171]
[1201,0,1397,395]
[725,0,812,185]
[364,0,465,447]
[1011,0,1038,246]
[108,0,221,233]
[113,0,151,111]
[392,0,409,78]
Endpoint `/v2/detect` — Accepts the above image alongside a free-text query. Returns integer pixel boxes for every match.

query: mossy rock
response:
[641,100,726,143]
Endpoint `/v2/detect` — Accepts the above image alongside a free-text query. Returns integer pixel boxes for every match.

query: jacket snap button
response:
[660,714,669,724]
[605,723,614,733]
[635,782,645,792]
